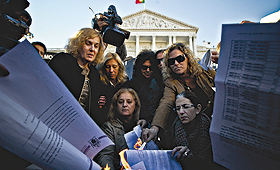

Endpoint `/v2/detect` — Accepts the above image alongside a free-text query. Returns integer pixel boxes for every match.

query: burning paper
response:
[120,150,182,170]
[124,125,158,150]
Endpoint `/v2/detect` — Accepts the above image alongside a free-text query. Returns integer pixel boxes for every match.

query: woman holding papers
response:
[142,43,216,148]
[171,90,225,169]
[171,90,211,168]
[94,88,146,170]
[49,28,104,120]
[95,52,128,126]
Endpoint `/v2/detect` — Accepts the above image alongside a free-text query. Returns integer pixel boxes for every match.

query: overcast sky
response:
[25,0,279,49]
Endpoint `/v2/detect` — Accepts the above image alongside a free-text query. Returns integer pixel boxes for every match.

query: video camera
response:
[92,5,130,47]
[0,0,32,55]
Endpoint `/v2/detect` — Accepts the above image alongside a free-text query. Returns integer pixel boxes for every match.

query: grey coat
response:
[94,118,128,170]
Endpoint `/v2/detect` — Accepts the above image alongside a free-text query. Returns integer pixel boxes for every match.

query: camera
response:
[0,0,32,55]
[92,5,130,47]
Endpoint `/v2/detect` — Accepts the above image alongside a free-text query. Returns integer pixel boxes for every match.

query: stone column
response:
[152,35,156,51]
[136,35,140,57]
[173,36,176,44]
[189,36,193,52]
[169,36,172,46]
[193,36,197,57]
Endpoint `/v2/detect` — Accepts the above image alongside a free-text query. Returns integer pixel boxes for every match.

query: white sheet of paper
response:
[0,40,113,163]
[123,150,182,170]
[0,91,101,170]
[210,23,280,170]
[198,49,212,71]
[124,125,158,150]
[130,161,147,170]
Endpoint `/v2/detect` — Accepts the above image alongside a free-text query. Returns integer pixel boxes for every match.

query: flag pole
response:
[144,2,145,10]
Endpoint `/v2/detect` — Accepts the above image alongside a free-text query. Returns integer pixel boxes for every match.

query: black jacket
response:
[49,52,102,122]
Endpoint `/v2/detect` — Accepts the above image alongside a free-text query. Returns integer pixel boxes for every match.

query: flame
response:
[119,149,131,170]
[134,138,142,150]
[119,138,143,169]
[102,163,111,170]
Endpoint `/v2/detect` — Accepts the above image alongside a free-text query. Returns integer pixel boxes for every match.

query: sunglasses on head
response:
[168,54,186,65]
[141,65,152,71]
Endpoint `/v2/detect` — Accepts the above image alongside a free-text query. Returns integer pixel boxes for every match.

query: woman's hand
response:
[141,126,159,143]
[171,146,191,162]
[137,119,147,129]
[98,96,106,108]
[97,16,109,31]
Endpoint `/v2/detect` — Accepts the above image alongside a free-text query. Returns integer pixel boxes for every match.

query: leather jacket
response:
[151,69,215,130]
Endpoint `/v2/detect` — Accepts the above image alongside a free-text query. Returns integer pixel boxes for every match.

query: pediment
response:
[120,9,198,32]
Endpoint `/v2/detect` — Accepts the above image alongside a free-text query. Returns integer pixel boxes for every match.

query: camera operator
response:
[92,5,128,61]
[0,0,32,77]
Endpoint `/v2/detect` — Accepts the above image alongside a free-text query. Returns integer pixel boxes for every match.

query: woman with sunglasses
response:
[142,43,215,148]
[126,49,164,127]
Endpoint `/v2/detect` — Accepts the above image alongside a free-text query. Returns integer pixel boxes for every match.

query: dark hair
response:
[176,90,200,108]
[132,49,164,89]
[32,41,47,54]
[133,49,156,78]
[155,49,165,58]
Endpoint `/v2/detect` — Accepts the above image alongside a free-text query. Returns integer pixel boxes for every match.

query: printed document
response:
[210,23,280,170]
[0,40,114,169]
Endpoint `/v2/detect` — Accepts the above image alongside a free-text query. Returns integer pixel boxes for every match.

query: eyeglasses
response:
[141,65,152,71]
[168,54,186,65]
[173,104,194,112]
[156,58,164,65]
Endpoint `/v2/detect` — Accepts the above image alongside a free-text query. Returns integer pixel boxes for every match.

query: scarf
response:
[172,113,211,158]
[78,64,90,111]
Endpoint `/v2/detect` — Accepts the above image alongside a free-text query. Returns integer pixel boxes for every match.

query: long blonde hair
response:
[98,52,126,86]
[107,88,140,122]
[65,28,104,65]
[162,43,202,81]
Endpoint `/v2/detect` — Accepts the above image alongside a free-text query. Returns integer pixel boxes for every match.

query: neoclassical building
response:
[47,9,213,60]
[105,9,212,59]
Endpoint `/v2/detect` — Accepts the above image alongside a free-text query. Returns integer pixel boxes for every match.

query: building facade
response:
[47,9,214,60]
[106,9,202,58]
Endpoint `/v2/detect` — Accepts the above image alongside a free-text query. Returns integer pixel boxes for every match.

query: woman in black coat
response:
[49,28,104,121]
[95,52,128,126]
[126,49,164,126]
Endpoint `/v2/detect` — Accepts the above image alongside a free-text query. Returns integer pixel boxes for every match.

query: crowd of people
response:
[0,0,279,169]
[42,27,222,170]
[28,26,221,169]
[0,21,222,169]
[0,1,222,168]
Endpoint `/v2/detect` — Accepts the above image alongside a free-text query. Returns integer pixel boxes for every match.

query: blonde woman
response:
[49,28,104,118]
[142,43,216,147]
[95,52,128,126]
[95,88,146,170]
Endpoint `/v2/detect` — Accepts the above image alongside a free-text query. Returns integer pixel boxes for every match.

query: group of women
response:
[49,27,225,170]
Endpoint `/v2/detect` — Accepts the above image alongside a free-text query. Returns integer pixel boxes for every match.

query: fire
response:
[119,138,144,169]
[134,138,142,150]
[102,163,110,170]
[119,149,132,170]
